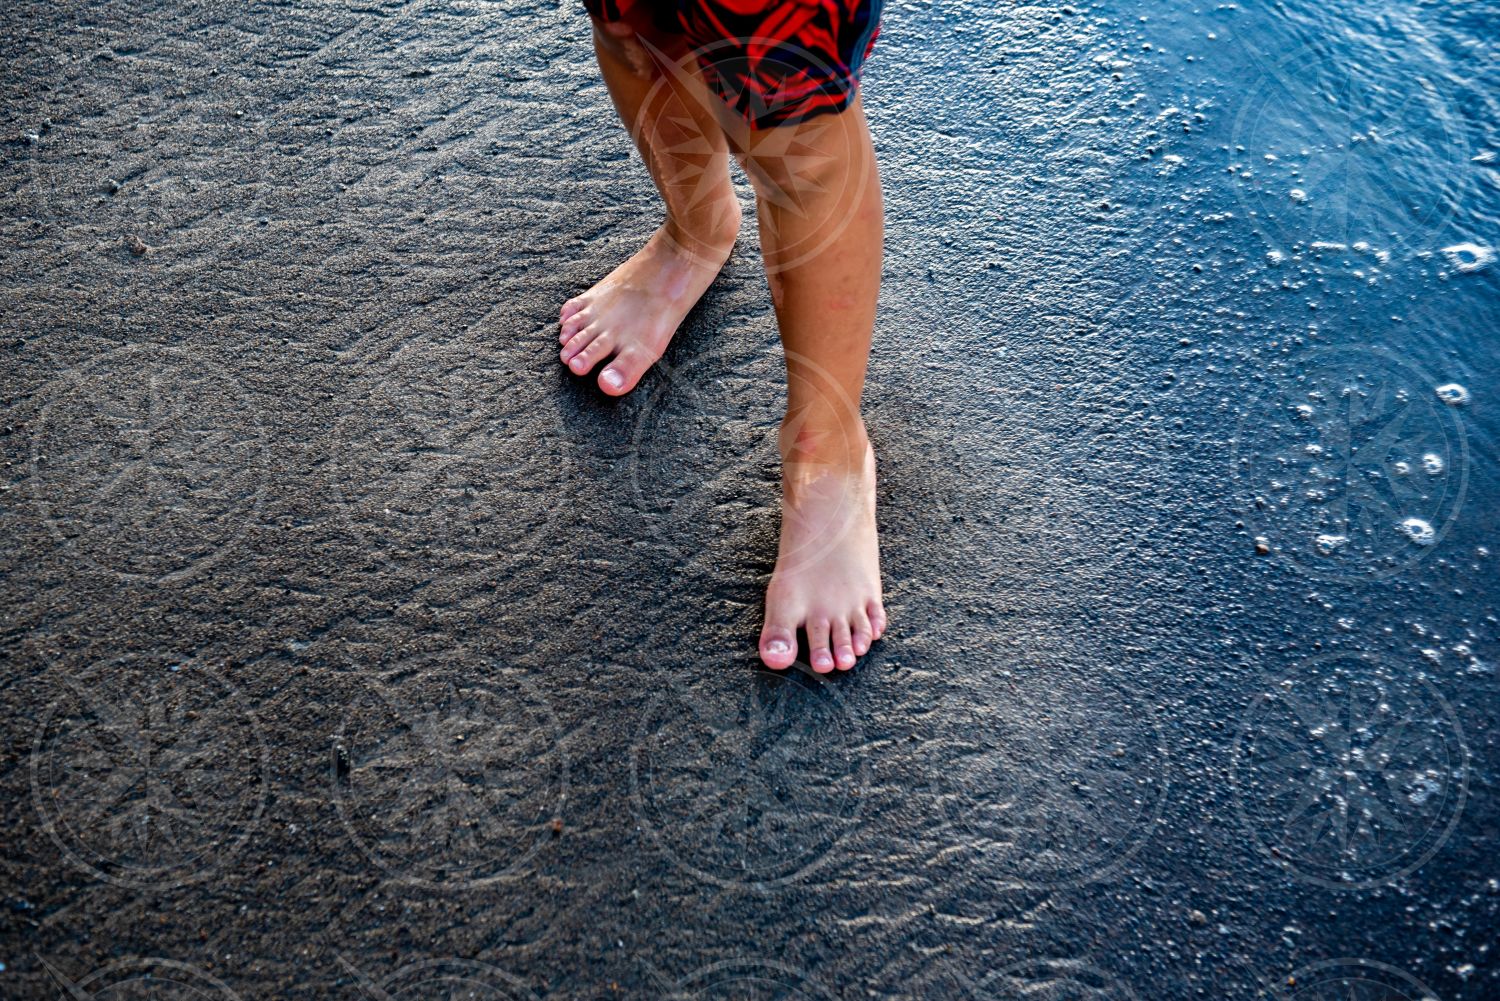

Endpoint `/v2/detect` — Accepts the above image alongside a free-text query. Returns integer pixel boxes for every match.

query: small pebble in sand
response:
[125,234,148,256]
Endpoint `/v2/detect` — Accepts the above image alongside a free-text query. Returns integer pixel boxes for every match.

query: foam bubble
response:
[1315,533,1347,555]
[1434,383,1471,406]
[1441,242,1495,273]
[1398,518,1436,546]
[1422,453,1445,475]
[1407,773,1442,805]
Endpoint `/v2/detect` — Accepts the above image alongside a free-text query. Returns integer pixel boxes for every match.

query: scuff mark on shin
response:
[768,269,786,309]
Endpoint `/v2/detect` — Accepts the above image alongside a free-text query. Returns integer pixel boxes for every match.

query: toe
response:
[832,619,856,671]
[559,306,592,343]
[560,295,586,322]
[568,331,613,375]
[851,606,873,656]
[759,619,798,671]
[866,599,887,640]
[807,617,834,673]
[560,325,602,363]
[598,347,652,396]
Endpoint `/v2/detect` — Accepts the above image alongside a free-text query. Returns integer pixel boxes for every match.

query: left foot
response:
[558,211,738,396]
[759,419,886,673]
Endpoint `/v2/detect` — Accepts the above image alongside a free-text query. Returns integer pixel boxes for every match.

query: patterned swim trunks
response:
[583,0,883,129]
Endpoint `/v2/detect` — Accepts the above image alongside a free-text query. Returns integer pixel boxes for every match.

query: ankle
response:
[663,200,742,256]
[778,410,870,470]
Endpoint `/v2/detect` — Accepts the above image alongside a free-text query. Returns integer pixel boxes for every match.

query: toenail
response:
[601,369,624,389]
[765,639,791,656]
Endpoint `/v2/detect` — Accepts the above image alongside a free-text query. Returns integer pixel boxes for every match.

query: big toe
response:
[759,622,798,670]
[598,348,652,396]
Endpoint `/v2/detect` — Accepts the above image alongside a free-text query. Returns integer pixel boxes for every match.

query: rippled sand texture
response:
[2,1,1496,999]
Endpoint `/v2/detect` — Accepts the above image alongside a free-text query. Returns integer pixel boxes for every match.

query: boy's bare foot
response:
[759,419,886,673]
[559,212,739,396]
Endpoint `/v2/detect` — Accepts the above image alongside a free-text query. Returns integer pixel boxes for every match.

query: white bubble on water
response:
[1398,518,1437,546]
[1422,453,1445,475]
[1393,460,1411,475]
[1315,533,1348,555]
[1440,241,1495,273]
[1407,772,1442,805]
[1290,188,1308,202]
[1434,383,1471,406]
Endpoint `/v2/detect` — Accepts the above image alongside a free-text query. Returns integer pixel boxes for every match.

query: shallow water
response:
[1,1,1496,999]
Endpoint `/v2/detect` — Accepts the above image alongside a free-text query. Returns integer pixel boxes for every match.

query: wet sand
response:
[2,1,1497,999]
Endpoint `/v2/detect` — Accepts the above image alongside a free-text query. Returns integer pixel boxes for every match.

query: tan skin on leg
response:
[558,19,743,395]
[571,27,886,670]
[720,97,888,673]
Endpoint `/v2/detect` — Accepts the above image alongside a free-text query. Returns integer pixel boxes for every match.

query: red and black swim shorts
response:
[583,0,883,129]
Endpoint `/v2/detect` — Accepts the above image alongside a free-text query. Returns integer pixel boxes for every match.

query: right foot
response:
[559,213,738,395]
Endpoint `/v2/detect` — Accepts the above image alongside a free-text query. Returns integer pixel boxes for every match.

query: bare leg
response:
[559,19,743,394]
[724,97,887,672]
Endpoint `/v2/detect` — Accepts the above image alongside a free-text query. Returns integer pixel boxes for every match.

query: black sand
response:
[2,1,1497,999]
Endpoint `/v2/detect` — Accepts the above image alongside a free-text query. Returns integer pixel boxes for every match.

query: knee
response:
[741,136,847,204]
[591,17,655,78]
